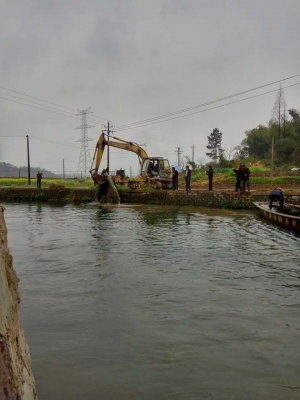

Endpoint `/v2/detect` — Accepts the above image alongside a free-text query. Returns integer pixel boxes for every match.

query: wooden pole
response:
[26,135,31,185]
[107,121,110,173]
[271,137,274,187]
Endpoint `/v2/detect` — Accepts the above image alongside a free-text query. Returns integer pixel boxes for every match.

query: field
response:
[0,178,95,188]
[179,168,300,191]
[1,168,300,192]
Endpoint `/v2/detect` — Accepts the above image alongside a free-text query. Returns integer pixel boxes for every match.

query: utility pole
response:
[191,145,196,163]
[63,159,65,179]
[271,137,274,186]
[271,137,274,171]
[103,121,115,173]
[130,166,132,178]
[26,135,31,185]
[175,147,183,166]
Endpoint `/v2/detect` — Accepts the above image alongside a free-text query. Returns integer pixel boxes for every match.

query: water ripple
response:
[2,202,300,400]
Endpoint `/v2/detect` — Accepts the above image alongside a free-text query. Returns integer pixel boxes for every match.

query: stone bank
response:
[0,187,300,208]
[120,190,300,208]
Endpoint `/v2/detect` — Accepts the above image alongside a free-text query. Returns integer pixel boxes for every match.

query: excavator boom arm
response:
[91,133,148,173]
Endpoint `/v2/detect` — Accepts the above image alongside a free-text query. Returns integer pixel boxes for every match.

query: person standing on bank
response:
[241,164,250,192]
[232,165,243,192]
[269,187,284,209]
[206,165,213,191]
[185,165,191,191]
[37,171,43,188]
[172,167,179,190]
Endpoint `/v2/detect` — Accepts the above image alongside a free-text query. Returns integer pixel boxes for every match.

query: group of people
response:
[172,164,252,192]
[172,165,191,191]
[172,165,211,191]
[232,164,251,192]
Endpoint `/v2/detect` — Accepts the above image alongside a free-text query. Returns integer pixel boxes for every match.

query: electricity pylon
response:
[75,108,94,177]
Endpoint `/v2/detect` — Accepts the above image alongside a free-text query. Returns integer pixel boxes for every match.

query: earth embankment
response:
[0,206,37,400]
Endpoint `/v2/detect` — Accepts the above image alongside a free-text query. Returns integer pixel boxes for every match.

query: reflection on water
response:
[3,202,300,400]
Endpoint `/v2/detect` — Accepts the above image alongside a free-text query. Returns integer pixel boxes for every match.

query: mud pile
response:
[0,206,37,399]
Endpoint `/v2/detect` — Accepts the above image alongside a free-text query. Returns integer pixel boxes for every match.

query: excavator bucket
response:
[91,169,120,204]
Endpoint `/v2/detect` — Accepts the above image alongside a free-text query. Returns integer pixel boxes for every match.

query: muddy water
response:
[3,202,300,400]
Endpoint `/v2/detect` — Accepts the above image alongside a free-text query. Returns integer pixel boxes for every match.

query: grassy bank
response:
[0,178,95,188]
[183,168,300,189]
[1,169,300,191]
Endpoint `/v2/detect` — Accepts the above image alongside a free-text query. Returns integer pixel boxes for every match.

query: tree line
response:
[186,87,300,169]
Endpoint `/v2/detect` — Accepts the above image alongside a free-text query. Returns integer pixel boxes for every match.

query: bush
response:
[10,193,20,200]
[231,200,245,209]
[31,192,48,201]
[82,196,92,203]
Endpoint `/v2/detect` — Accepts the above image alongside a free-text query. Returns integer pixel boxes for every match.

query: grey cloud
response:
[0,0,300,174]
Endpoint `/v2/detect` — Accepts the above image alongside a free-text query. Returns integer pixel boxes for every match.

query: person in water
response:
[269,187,284,209]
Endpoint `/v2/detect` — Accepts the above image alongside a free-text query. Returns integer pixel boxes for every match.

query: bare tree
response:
[222,145,236,161]
[271,85,287,140]
[232,139,249,159]
[196,157,207,168]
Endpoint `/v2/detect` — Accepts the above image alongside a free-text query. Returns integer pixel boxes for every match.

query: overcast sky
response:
[1,0,300,176]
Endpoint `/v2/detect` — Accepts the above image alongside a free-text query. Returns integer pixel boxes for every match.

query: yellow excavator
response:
[90,133,173,202]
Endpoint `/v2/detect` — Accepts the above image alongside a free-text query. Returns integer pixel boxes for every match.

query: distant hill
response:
[0,162,58,178]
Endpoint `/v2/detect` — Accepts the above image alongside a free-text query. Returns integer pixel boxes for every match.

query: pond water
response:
[2,202,300,400]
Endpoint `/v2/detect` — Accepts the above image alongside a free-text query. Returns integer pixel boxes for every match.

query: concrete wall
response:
[120,191,300,208]
[0,188,300,208]
[0,188,96,203]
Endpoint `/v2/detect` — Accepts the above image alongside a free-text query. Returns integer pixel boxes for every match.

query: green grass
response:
[248,176,300,184]
[115,184,154,192]
[2,168,299,190]
[0,178,96,188]
[184,167,299,185]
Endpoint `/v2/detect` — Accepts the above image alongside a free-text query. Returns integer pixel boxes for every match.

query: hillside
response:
[0,162,57,178]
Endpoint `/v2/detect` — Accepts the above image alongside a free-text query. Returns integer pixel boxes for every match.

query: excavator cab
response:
[141,158,172,180]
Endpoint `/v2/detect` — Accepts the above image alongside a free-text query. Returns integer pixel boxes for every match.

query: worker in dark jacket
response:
[172,167,179,190]
[37,171,43,188]
[269,187,284,209]
[241,164,250,192]
[232,165,243,192]
[206,165,213,191]
[185,165,191,191]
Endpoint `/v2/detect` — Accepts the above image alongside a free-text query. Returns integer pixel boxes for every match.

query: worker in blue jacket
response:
[269,187,284,209]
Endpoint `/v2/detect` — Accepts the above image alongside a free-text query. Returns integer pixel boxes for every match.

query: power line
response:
[2,75,299,149]
[0,85,113,124]
[31,136,81,149]
[0,135,24,138]
[115,82,300,132]
[0,95,86,121]
[113,73,300,130]
[0,92,125,128]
